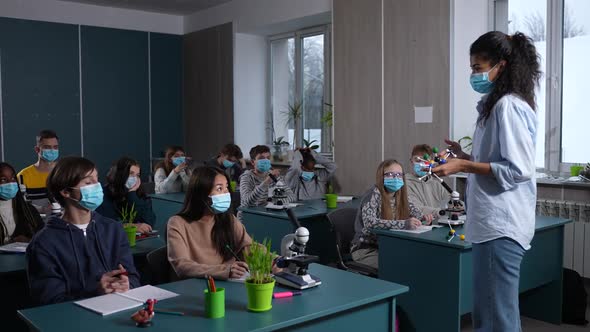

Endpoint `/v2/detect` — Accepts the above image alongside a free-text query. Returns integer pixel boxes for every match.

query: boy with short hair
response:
[17,130,60,211]
[406,144,450,216]
[239,145,296,209]
[204,143,246,183]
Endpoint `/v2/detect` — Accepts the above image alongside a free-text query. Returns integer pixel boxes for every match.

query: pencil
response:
[154,309,185,316]
[225,245,250,272]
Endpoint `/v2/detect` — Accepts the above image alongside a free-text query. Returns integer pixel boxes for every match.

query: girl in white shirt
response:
[154,146,192,194]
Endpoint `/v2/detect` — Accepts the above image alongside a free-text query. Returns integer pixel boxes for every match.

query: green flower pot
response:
[245,279,275,312]
[570,165,584,176]
[123,224,137,247]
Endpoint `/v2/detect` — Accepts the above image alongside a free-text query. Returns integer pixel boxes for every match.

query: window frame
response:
[493,0,575,173]
[267,25,333,156]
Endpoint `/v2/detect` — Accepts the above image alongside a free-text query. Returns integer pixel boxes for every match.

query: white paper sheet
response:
[414,106,433,123]
[392,225,434,234]
[0,242,28,253]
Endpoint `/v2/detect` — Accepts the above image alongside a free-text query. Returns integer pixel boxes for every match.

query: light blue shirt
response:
[465,94,537,250]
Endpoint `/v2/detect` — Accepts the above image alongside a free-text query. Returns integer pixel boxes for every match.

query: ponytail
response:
[470,31,542,123]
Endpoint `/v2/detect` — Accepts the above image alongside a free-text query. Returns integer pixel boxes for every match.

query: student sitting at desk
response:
[17,129,60,213]
[351,159,433,269]
[239,145,295,208]
[154,145,191,194]
[204,143,246,184]
[167,166,259,280]
[285,148,337,200]
[96,157,156,234]
[0,162,43,245]
[26,157,140,305]
[406,144,450,216]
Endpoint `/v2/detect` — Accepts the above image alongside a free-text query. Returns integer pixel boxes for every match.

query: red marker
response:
[273,291,302,299]
[208,276,216,292]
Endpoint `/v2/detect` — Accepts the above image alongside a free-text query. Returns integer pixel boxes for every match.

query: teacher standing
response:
[433,31,541,332]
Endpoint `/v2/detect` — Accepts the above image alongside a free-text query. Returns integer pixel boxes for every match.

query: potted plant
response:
[272,136,290,162]
[284,101,303,149]
[303,139,320,151]
[244,238,275,312]
[120,203,138,247]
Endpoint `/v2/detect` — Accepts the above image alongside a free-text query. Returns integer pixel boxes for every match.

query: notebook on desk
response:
[74,285,178,316]
[0,242,28,253]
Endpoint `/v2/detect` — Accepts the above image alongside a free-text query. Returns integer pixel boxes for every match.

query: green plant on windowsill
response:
[303,139,319,150]
[272,136,290,162]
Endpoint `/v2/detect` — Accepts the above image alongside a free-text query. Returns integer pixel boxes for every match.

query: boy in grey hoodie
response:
[406,144,450,216]
[285,148,337,200]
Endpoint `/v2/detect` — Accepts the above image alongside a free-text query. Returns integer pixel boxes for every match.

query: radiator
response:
[536,199,590,278]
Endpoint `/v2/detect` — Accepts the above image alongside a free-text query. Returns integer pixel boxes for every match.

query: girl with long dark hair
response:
[433,31,541,330]
[97,157,156,234]
[154,146,191,194]
[167,166,254,280]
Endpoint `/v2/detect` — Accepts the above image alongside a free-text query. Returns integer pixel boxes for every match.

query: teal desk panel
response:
[81,26,149,182]
[375,216,571,332]
[0,17,81,169]
[19,264,408,332]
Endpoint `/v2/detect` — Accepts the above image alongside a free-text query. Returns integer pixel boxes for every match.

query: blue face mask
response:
[470,64,498,94]
[0,182,18,200]
[172,156,186,166]
[210,193,231,214]
[72,183,104,211]
[41,149,59,162]
[413,163,428,177]
[384,178,404,193]
[256,159,271,173]
[301,171,315,182]
[222,159,235,169]
[125,176,138,190]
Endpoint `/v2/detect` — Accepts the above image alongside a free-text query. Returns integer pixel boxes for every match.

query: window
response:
[269,26,332,154]
[495,0,589,171]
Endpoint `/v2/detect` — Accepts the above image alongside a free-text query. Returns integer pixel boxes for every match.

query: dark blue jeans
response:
[472,237,526,332]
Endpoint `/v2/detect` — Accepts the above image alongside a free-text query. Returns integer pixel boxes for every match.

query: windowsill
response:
[450,173,590,188]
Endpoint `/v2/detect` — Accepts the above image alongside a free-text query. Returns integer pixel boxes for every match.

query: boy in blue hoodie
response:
[26,156,140,305]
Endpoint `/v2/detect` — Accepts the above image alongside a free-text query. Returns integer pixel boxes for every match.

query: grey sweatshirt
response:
[239,170,296,208]
[284,151,337,200]
[405,175,449,216]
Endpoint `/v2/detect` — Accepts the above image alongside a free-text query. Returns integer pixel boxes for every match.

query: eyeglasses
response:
[384,172,404,179]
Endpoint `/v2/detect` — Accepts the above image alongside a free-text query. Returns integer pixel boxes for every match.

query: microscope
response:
[417,148,465,223]
[267,173,289,206]
[274,209,322,290]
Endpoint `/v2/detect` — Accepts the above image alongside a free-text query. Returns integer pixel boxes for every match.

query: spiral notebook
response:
[74,285,178,316]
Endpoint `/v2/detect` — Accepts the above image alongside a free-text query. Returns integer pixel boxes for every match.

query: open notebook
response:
[0,242,28,253]
[74,285,178,316]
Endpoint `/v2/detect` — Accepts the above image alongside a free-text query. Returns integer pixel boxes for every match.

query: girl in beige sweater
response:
[167,166,251,280]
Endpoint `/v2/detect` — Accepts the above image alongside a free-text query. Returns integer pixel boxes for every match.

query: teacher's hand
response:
[432,158,465,177]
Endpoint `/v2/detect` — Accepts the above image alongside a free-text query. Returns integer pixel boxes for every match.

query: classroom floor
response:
[461,280,590,332]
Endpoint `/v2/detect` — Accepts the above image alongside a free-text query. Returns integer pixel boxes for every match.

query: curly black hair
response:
[470,31,542,124]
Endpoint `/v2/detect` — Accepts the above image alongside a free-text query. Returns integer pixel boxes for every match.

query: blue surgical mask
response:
[470,64,498,94]
[41,149,59,162]
[125,176,138,190]
[72,183,104,211]
[413,163,428,177]
[0,182,18,200]
[384,178,404,192]
[172,156,186,166]
[256,159,271,173]
[222,159,235,169]
[210,192,231,214]
[301,171,315,182]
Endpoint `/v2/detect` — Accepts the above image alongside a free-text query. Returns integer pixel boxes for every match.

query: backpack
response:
[562,268,588,325]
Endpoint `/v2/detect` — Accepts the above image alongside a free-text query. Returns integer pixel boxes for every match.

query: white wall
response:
[234,33,267,153]
[451,0,490,143]
[0,0,183,34]
[184,0,331,34]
